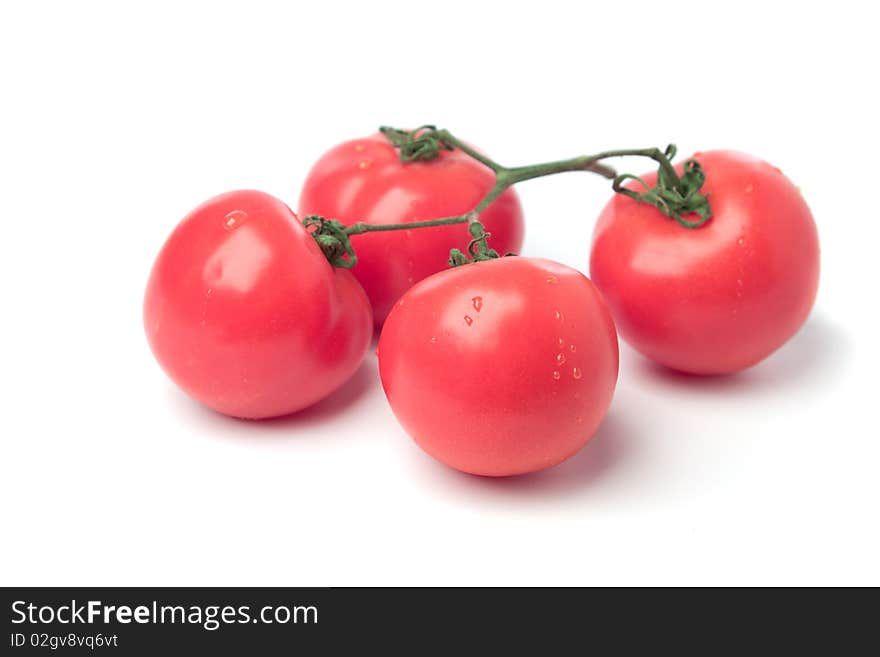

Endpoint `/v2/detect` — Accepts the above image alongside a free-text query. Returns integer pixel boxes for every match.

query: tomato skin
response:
[590,150,820,375]
[298,133,525,326]
[378,257,618,477]
[144,190,372,419]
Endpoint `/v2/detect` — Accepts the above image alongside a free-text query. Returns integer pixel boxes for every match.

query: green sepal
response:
[302,215,358,269]
[379,125,453,163]
[613,145,713,229]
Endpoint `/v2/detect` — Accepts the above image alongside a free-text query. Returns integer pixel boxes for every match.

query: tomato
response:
[378,257,619,477]
[298,133,525,326]
[590,150,820,375]
[144,190,372,419]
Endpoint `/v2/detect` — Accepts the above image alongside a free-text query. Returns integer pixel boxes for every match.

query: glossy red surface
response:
[298,133,525,326]
[590,151,820,374]
[144,190,372,418]
[378,257,619,476]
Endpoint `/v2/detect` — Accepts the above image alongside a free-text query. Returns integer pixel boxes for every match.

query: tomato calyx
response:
[448,220,511,267]
[378,125,454,162]
[303,215,358,269]
[612,145,713,229]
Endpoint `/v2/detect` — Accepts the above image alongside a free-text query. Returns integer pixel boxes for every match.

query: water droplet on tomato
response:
[737,237,745,246]
[471,296,483,312]
[464,315,473,326]
[556,353,566,365]
[354,143,366,152]
[223,210,248,231]
[555,310,564,322]
[572,367,582,380]
[552,370,561,380]
[429,336,438,343]
[546,275,558,284]
[358,159,372,170]
[569,344,576,353]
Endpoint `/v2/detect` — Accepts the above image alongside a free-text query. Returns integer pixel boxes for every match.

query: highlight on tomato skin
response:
[143,190,373,419]
[377,256,619,477]
[298,133,525,327]
[590,150,820,375]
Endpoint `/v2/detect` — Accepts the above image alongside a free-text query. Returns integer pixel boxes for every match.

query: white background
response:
[1,1,877,586]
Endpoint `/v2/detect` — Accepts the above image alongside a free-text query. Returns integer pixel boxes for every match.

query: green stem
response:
[506,148,672,185]
[406,147,677,226]
[434,130,504,172]
[437,129,619,180]
[356,140,701,233]
[309,129,712,269]
[345,215,468,235]
[472,181,508,216]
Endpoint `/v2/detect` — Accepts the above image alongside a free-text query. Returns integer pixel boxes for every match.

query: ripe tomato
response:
[378,257,619,477]
[298,133,525,326]
[144,190,372,419]
[590,150,820,375]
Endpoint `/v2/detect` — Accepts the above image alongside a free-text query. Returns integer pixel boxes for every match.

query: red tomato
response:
[144,190,372,418]
[378,257,619,477]
[298,133,525,326]
[590,151,820,375]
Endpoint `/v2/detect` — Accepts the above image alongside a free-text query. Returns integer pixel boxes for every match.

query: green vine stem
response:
[307,126,713,268]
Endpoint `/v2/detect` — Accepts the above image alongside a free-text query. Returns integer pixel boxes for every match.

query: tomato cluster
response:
[144,129,819,477]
